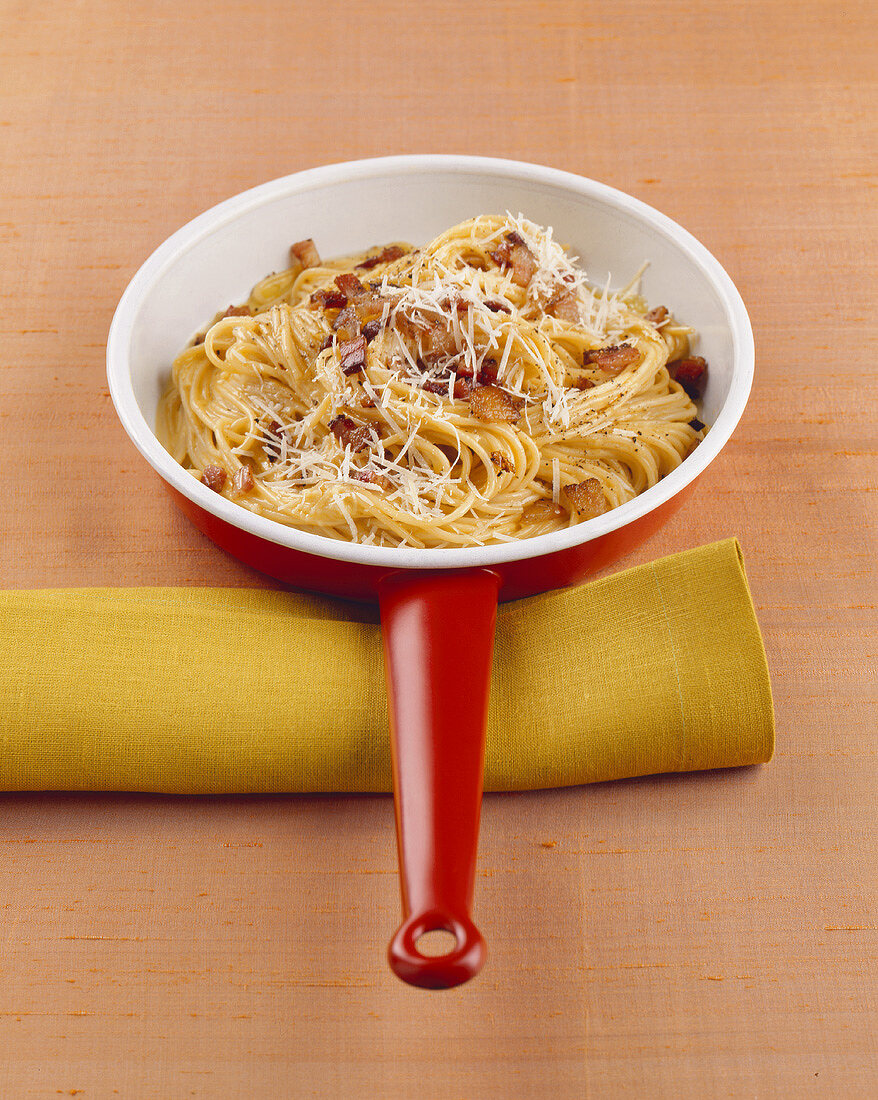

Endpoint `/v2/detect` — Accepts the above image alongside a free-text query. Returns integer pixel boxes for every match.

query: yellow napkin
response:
[0,539,773,793]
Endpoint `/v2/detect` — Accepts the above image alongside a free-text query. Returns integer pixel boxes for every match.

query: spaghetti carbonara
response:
[158,214,708,547]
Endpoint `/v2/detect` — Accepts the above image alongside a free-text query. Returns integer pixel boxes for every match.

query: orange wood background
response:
[0,0,875,1096]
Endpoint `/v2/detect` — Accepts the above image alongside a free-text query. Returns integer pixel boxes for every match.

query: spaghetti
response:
[158,214,707,548]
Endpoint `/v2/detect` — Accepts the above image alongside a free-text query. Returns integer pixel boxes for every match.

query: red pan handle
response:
[378,568,501,989]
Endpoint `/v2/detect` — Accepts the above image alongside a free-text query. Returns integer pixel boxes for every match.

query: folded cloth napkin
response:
[0,539,773,793]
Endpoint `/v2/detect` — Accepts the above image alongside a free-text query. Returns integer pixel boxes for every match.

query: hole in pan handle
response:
[379,567,501,990]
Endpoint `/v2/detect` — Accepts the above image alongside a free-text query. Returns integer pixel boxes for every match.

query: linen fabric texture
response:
[0,539,773,793]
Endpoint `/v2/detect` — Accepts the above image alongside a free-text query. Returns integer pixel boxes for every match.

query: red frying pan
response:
[108,156,754,989]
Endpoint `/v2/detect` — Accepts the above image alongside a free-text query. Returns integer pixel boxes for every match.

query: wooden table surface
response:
[1,1,875,1096]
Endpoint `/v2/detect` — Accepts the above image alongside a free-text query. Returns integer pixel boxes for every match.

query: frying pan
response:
[107,155,754,989]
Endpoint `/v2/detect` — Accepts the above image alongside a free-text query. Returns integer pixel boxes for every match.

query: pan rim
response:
[107,154,754,570]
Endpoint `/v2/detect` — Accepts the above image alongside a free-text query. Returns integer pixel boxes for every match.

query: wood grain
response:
[0,0,875,1096]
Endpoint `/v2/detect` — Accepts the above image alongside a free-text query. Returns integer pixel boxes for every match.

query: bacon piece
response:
[350,467,392,491]
[310,287,347,310]
[646,305,669,325]
[470,384,524,423]
[221,305,250,318]
[510,246,537,287]
[263,420,286,463]
[354,294,385,324]
[453,377,474,399]
[583,343,642,374]
[290,238,321,269]
[395,311,463,367]
[670,356,708,398]
[522,499,566,523]
[232,466,254,494]
[382,244,406,263]
[484,299,511,314]
[545,288,580,322]
[338,334,367,375]
[329,414,370,451]
[562,478,606,519]
[400,315,457,367]
[356,244,407,270]
[318,333,334,352]
[490,231,537,287]
[478,358,499,385]
[571,375,595,390]
[490,230,524,264]
[689,417,705,432]
[424,374,474,399]
[490,451,513,473]
[332,306,361,343]
[361,319,381,344]
[420,322,458,363]
[456,358,498,386]
[445,369,477,398]
[335,273,368,301]
[394,312,428,344]
[422,378,451,395]
[200,465,226,491]
[433,290,469,315]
